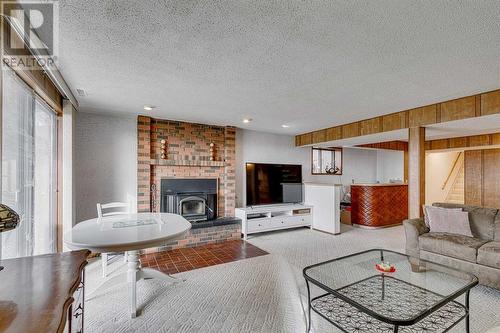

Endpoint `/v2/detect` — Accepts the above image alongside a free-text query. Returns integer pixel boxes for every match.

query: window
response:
[1,69,57,258]
[312,147,342,175]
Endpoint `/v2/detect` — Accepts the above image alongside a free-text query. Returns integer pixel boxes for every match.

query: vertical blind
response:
[1,69,57,258]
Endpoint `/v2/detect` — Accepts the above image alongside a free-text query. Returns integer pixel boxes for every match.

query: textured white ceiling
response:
[57,1,500,134]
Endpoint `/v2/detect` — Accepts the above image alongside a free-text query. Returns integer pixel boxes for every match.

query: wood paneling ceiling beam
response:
[296,89,500,147]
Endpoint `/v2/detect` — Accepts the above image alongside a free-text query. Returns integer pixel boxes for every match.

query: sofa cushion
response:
[433,203,497,241]
[477,242,500,269]
[495,213,500,242]
[419,232,488,263]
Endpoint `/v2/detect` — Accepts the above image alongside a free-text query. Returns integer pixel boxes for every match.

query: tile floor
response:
[140,240,268,274]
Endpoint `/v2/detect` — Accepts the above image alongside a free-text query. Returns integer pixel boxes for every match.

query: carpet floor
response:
[85,225,500,332]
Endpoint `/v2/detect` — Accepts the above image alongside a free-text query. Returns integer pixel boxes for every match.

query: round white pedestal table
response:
[64,213,191,318]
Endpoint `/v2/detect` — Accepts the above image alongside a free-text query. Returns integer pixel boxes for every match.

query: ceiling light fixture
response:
[143,105,155,111]
[281,124,290,128]
[243,118,252,123]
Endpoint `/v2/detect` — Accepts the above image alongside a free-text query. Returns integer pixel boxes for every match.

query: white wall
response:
[235,129,381,207]
[376,150,404,183]
[235,129,309,207]
[331,147,378,185]
[425,151,462,205]
[72,119,403,217]
[74,112,137,222]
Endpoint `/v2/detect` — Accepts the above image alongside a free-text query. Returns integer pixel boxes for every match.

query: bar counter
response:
[350,183,408,228]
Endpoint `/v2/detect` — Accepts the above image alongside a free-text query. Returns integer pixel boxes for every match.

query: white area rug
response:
[85,225,500,332]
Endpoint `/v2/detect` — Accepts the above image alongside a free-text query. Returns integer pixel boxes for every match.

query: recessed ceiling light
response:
[144,105,155,111]
[281,124,290,128]
[243,118,252,123]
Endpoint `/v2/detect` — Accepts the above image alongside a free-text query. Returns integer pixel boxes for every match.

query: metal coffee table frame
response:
[303,249,478,333]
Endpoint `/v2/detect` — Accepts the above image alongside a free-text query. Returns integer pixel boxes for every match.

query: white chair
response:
[97,202,130,277]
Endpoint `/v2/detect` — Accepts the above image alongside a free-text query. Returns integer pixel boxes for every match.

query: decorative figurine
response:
[376,262,396,273]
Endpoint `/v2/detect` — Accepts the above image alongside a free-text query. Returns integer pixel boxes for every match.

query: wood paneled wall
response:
[408,127,425,218]
[464,148,500,208]
[356,140,408,151]
[359,131,500,152]
[296,89,500,147]
[426,132,500,151]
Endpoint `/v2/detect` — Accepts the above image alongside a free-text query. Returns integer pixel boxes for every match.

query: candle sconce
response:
[160,139,167,159]
[209,142,216,161]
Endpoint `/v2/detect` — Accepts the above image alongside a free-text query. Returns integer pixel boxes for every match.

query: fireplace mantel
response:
[150,159,226,167]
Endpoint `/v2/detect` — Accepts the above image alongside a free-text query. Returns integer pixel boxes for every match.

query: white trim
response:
[62,100,75,251]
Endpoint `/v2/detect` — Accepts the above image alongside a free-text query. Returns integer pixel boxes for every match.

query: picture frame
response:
[311,147,343,175]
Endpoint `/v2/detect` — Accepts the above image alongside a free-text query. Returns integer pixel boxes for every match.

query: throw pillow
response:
[425,206,473,237]
[423,205,461,228]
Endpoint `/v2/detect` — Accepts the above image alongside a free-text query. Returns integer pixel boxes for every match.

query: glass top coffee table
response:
[303,249,478,333]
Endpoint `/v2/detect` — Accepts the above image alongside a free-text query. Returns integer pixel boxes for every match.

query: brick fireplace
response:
[137,116,239,251]
[137,115,236,215]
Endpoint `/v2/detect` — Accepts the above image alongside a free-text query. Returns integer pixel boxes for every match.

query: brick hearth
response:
[141,222,241,253]
[140,240,268,274]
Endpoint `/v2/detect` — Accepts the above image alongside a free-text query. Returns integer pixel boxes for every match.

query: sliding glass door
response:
[1,69,57,259]
[1,70,34,258]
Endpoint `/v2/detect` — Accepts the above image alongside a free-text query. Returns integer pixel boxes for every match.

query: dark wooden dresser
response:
[0,250,89,333]
[351,183,408,228]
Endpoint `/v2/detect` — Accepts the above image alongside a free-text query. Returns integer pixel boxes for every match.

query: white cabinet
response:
[304,183,341,235]
[235,204,313,240]
[246,218,269,233]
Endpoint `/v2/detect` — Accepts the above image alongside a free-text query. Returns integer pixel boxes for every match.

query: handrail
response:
[441,152,463,190]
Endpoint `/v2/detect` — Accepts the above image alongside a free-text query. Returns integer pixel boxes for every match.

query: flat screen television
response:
[246,163,303,206]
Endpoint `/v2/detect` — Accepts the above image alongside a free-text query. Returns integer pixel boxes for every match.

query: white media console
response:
[235,204,313,240]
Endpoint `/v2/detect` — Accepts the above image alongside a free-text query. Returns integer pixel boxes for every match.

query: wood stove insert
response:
[161,179,217,222]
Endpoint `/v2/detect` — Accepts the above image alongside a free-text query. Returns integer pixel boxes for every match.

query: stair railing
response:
[441,152,463,190]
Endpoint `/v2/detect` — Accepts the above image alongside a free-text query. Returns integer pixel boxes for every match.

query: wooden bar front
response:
[351,184,408,228]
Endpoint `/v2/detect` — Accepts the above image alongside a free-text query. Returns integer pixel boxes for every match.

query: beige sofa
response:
[404,202,500,289]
